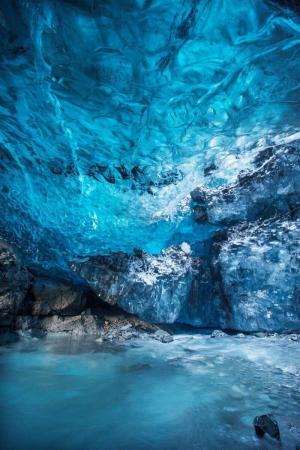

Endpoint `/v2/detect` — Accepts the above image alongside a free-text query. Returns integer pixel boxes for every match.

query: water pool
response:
[0,333,300,450]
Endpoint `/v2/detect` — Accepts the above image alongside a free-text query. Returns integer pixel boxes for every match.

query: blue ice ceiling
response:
[0,0,300,264]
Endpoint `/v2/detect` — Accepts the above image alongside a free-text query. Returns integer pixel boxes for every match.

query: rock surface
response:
[0,241,173,342]
[191,143,300,226]
[188,143,300,332]
[29,277,86,316]
[10,308,173,343]
[215,219,300,332]
[97,313,173,343]
[14,313,102,336]
[253,414,280,440]
[71,246,204,324]
[0,240,30,322]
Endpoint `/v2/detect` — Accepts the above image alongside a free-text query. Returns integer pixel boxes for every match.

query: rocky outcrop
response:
[97,313,173,343]
[71,245,205,324]
[14,313,102,336]
[29,277,86,316]
[10,309,173,342]
[191,143,300,226]
[0,240,30,326]
[0,240,173,341]
[0,243,90,331]
[214,219,300,332]
[253,414,280,441]
[189,142,300,332]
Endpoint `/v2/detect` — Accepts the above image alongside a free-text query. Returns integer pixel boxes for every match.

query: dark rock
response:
[194,205,208,224]
[190,187,206,203]
[102,168,115,184]
[0,240,30,317]
[49,159,79,177]
[8,301,172,341]
[86,164,116,184]
[98,313,173,343]
[116,165,130,180]
[131,166,144,181]
[204,163,217,177]
[253,414,280,441]
[71,246,202,324]
[157,169,183,187]
[133,247,145,258]
[29,277,86,316]
[14,313,102,336]
[147,186,154,195]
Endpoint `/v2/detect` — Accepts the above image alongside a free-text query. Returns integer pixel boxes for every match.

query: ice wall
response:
[0,0,299,267]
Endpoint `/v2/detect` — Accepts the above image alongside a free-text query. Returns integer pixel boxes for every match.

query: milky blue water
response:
[1,334,300,450]
[1,0,300,265]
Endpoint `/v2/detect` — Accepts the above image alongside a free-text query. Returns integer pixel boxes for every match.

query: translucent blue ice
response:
[0,0,300,265]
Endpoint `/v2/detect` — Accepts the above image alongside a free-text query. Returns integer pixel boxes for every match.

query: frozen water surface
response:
[1,334,300,450]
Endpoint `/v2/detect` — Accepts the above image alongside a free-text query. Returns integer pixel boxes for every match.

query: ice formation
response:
[0,0,299,330]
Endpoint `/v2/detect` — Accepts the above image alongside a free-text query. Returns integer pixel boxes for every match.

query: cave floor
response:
[0,333,300,450]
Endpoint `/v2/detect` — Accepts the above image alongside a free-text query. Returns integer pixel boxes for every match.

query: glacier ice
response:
[71,138,300,330]
[1,0,300,266]
[0,0,300,331]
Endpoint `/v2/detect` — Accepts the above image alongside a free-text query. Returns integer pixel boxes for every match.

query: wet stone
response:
[253,414,280,441]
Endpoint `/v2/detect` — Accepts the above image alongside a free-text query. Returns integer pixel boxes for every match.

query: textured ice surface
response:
[71,218,300,330]
[1,0,300,265]
[216,219,300,331]
[72,246,205,324]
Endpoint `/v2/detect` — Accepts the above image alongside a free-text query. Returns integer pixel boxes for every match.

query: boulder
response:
[71,246,204,324]
[0,240,30,319]
[98,314,173,343]
[253,414,280,441]
[29,277,86,316]
[215,219,300,332]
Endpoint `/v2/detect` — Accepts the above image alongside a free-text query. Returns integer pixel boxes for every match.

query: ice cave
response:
[0,0,300,449]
